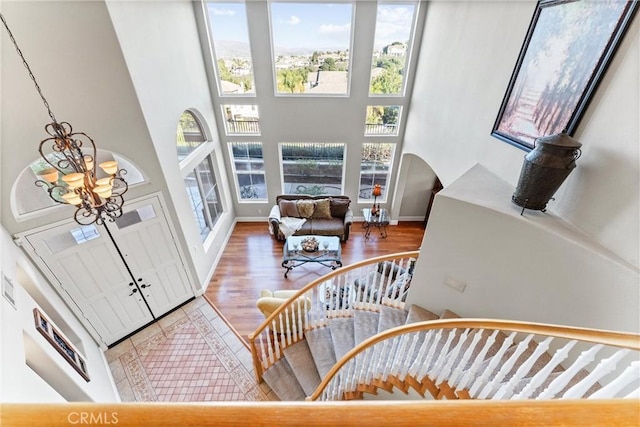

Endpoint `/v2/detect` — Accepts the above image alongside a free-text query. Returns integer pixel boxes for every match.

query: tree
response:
[320,57,337,71]
[382,106,398,124]
[370,69,402,94]
[277,68,308,93]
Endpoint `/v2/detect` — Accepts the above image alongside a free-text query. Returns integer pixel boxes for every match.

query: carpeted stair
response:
[263,303,440,400]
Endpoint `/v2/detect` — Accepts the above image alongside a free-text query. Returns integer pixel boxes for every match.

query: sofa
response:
[268,195,353,241]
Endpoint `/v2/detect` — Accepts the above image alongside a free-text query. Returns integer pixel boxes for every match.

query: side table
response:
[362,208,389,240]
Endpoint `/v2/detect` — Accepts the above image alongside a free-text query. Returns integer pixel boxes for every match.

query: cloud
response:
[211,8,236,17]
[319,23,351,34]
[374,6,414,47]
[286,16,301,25]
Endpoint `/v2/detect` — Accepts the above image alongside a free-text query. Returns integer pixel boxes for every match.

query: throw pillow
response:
[312,199,332,219]
[330,198,350,217]
[296,199,315,218]
[279,199,299,217]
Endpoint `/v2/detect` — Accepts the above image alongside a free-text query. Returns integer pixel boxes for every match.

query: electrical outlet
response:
[444,276,466,293]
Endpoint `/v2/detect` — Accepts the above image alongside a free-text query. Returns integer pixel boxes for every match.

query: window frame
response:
[364,105,402,136]
[269,1,356,97]
[203,1,256,97]
[358,142,396,203]
[279,142,346,196]
[228,142,268,203]
[177,110,224,244]
[368,2,419,97]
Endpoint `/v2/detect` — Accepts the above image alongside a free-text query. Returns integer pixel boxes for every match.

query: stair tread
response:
[283,340,322,396]
[406,304,439,324]
[378,305,408,333]
[262,357,306,401]
[306,326,338,379]
[440,309,461,319]
[354,310,380,345]
[330,317,356,361]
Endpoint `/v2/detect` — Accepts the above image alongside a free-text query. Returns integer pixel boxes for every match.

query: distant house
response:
[383,43,406,57]
[306,70,348,94]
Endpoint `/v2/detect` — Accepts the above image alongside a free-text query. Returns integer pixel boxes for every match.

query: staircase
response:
[248,252,640,404]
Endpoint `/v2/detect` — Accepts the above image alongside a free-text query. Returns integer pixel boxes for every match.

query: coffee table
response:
[282,235,342,278]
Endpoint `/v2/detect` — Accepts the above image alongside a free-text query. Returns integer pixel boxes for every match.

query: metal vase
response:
[512,132,582,212]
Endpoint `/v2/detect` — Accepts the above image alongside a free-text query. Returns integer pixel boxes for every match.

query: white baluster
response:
[479,333,534,399]
[409,330,435,379]
[399,333,421,380]
[436,328,470,384]
[382,337,401,381]
[537,344,603,400]
[448,329,484,387]
[416,330,443,381]
[494,336,553,400]
[266,326,275,365]
[589,361,640,399]
[513,340,577,400]
[455,330,498,390]
[562,349,631,399]
[624,386,640,399]
[430,329,458,380]
[391,335,411,378]
[468,331,516,398]
[284,307,292,346]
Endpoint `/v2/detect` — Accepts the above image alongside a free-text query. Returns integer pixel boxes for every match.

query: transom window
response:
[280,143,345,195]
[205,2,255,95]
[359,143,395,201]
[369,3,417,95]
[229,142,267,201]
[365,105,401,136]
[177,111,206,161]
[270,2,353,95]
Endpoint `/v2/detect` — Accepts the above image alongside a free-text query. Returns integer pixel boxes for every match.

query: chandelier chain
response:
[0,13,57,123]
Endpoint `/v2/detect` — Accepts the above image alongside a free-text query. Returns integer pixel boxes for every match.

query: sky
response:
[207,2,416,53]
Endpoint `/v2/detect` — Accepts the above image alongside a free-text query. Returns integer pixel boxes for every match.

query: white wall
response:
[406,165,639,333]
[403,1,639,268]
[1,226,118,402]
[105,0,235,289]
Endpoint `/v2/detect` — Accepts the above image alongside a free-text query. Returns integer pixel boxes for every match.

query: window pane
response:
[206,2,255,95]
[177,111,206,161]
[270,2,352,95]
[184,170,209,240]
[359,143,395,200]
[229,142,267,200]
[365,106,401,135]
[222,105,260,135]
[197,158,222,230]
[281,143,344,195]
[369,3,416,95]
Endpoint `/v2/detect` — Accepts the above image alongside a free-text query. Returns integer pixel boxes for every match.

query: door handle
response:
[129,288,138,297]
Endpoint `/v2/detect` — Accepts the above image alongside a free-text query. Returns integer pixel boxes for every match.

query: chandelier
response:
[1,13,128,226]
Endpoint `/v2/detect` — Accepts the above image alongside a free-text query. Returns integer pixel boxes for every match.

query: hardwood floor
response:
[205,221,426,341]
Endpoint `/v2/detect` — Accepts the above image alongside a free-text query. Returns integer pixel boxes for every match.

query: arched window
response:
[177,110,223,241]
[176,110,206,161]
[12,151,145,220]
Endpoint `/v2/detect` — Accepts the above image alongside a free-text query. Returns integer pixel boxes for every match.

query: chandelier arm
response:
[0,13,57,123]
[34,180,68,204]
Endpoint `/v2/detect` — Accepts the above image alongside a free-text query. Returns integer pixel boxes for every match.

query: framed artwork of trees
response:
[492,0,638,151]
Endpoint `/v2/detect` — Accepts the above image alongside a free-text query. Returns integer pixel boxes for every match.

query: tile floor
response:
[105,297,276,402]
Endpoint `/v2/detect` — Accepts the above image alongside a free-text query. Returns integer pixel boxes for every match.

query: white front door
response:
[21,194,195,346]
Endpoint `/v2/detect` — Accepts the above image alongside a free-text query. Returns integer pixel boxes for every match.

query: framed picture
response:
[492,0,638,151]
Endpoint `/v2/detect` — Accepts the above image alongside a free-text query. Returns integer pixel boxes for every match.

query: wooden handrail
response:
[308,318,640,401]
[3,400,639,426]
[247,250,420,341]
